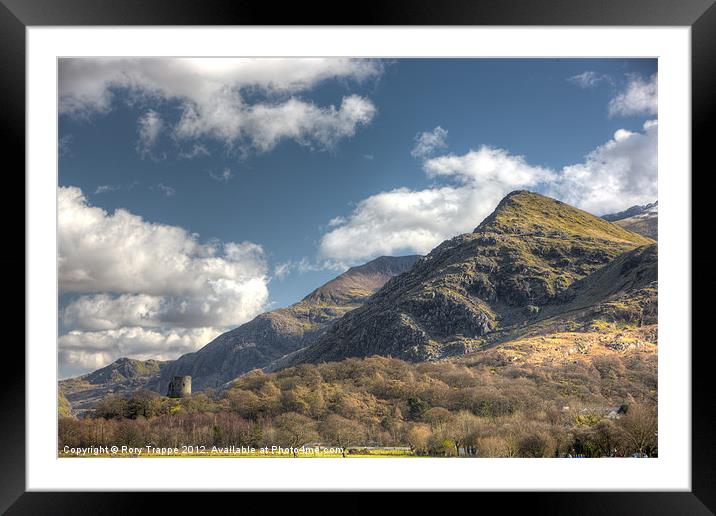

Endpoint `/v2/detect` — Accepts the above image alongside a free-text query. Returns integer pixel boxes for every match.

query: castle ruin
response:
[167,375,192,398]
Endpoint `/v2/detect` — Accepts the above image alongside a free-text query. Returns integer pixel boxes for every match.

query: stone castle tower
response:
[167,375,192,398]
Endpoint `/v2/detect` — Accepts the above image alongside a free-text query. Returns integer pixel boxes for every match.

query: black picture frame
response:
[2,0,713,513]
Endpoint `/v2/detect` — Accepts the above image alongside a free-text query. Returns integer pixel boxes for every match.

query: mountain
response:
[602,201,658,222]
[613,207,657,240]
[614,214,657,240]
[60,358,166,416]
[60,255,421,413]
[603,201,658,240]
[287,191,654,366]
[304,255,423,304]
[83,357,165,384]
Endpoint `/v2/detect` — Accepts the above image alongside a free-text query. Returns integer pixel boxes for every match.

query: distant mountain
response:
[60,358,166,416]
[84,357,164,385]
[304,255,424,304]
[616,214,658,242]
[286,191,654,366]
[602,201,658,222]
[602,201,657,240]
[60,255,421,413]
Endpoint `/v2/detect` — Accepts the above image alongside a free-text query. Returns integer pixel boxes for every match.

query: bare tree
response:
[448,410,481,456]
[274,412,319,457]
[406,424,432,455]
[320,414,366,457]
[618,403,657,456]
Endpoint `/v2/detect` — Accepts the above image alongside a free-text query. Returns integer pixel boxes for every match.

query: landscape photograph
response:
[58,57,658,458]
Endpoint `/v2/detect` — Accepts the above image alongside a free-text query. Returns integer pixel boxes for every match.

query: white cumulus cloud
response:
[411,126,448,158]
[608,73,658,117]
[174,94,376,153]
[59,186,270,375]
[319,122,657,264]
[547,119,658,214]
[59,186,267,297]
[59,58,382,154]
[423,145,555,185]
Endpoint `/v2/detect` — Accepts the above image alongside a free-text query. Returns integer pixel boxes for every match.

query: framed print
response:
[3,0,714,512]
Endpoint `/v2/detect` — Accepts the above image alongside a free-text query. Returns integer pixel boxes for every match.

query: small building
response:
[167,376,191,398]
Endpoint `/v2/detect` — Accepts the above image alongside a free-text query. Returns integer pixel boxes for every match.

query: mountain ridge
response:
[285,191,654,366]
[602,201,658,240]
[602,201,658,222]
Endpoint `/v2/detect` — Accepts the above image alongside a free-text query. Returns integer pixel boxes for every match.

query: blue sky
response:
[58,58,657,377]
